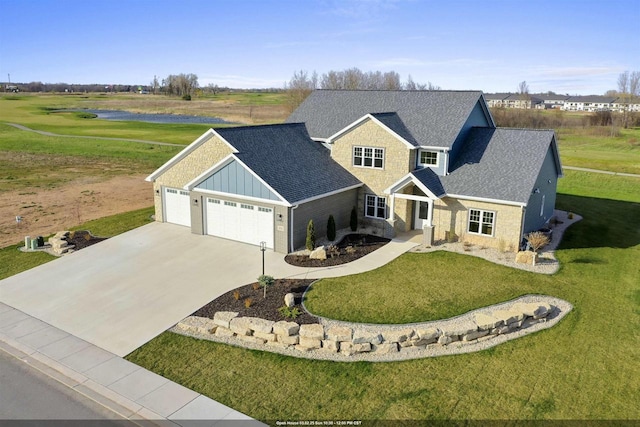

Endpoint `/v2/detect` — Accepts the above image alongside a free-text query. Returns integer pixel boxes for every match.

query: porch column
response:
[388,193,395,221]
[426,199,434,227]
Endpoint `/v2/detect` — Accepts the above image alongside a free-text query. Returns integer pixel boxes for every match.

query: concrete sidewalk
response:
[0,301,265,426]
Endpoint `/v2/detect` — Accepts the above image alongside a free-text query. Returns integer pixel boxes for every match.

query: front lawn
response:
[126,174,640,422]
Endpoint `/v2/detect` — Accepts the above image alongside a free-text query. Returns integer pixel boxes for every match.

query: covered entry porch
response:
[385,170,445,246]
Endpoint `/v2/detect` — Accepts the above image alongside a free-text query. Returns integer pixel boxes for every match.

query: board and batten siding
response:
[152,134,234,222]
[194,159,280,201]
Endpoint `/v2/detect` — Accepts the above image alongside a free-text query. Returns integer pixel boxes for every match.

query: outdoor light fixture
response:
[155,189,160,195]
[533,188,540,194]
[259,241,267,276]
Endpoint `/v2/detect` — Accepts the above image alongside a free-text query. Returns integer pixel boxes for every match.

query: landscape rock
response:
[383,329,414,343]
[277,334,299,345]
[321,340,339,352]
[462,329,489,342]
[215,327,235,338]
[273,321,299,336]
[213,311,239,329]
[438,335,453,345]
[326,326,352,342]
[229,318,252,336]
[309,246,327,260]
[352,330,382,345]
[254,331,276,342]
[299,336,322,349]
[284,293,295,308]
[299,324,324,340]
[491,310,521,325]
[373,343,398,354]
[515,251,537,264]
[416,328,440,341]
[474,313,503,330]
[243,317,274,334]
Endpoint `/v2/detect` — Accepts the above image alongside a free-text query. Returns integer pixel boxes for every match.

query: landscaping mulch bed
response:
[192,279,319,325]
[285,233,391,267]
[67,230,108,250]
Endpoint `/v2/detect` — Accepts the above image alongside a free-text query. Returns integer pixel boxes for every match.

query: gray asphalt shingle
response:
[412,128,557,204]
[286,90,485,148]
[215,123,361,204]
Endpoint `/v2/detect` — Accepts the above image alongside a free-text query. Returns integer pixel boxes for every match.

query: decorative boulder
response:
[515,251,537,264]
[284,293,295,308]
[309,246,327,260]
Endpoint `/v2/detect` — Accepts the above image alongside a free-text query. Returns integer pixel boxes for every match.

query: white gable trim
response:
[145,128,238,182]
[479,94,497,128]
[447,193,527,207]
[384,173,441,200]
[327,114,416,149]
[294,183,363,206]
[183,153,289,205]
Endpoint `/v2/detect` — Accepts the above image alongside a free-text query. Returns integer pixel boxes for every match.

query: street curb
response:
[0,333,167,425]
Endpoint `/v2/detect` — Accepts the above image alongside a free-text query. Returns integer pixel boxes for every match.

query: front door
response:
[414,201,429,229]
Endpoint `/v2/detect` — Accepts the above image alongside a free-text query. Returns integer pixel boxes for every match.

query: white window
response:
[468,209,495,236]
[224,201,237,207]
[258,207,272,213]
[207,198,221,204]
[365,194,387,219]
[241,204,254,210]
[540,195,545,217]
[353,146,384,169]
[419,150,438,166]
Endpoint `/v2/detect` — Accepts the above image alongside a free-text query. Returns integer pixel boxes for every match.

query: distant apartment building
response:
[485,93,639,113]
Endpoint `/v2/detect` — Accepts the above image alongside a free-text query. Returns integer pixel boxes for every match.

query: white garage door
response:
[205,198,274,248]
[164,188,191,227]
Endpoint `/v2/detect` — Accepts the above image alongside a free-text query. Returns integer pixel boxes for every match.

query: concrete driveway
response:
[0,222,419,357]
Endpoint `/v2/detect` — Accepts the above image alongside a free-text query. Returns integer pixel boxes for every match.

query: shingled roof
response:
[412,128,559,204]
[215,123,361,204]
[286,90,489,148]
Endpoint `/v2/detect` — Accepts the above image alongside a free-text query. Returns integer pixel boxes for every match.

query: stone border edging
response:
[171,294,572,362]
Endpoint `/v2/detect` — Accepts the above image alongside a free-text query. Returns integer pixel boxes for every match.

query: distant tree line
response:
[284,68,440,110]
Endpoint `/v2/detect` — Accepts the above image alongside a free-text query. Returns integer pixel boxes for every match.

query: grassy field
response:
[0,124,179,193]
[126,173,640,422]
[0,93,287,143]
[557,126,640,175]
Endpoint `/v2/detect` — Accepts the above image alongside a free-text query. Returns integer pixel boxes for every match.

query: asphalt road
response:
[0,350,129,424]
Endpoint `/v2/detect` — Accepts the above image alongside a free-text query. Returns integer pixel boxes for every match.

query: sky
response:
[1,0,638,95]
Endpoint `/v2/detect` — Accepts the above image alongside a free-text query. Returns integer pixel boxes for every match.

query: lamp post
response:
[259,241,266,276]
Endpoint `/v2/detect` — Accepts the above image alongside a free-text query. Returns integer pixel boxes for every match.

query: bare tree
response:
[518,80,530,95]
[285,70,316,111]
[617,71,640,128]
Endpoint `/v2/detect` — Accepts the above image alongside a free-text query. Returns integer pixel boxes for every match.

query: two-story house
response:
[146,90,562,253]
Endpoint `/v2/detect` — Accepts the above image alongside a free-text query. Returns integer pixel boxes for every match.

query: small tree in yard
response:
[350,206,358,232]
[306,220,315,251]
[327,215,336,241]
[527,231,550,266]
[258,274,274,298]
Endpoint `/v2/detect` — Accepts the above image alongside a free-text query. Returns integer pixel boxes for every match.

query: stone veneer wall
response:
[175,301,556,359]
[153,134,234,222]
[432,197,524,251]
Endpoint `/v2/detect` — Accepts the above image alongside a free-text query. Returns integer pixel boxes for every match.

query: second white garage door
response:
[205,198,274,248]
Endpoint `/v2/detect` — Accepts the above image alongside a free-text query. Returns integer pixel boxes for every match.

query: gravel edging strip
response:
[170,294,572,362]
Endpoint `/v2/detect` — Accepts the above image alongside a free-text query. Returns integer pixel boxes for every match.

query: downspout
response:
[289,204,299,253]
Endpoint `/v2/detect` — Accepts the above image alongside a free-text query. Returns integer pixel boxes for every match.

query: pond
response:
[75,109,234,125]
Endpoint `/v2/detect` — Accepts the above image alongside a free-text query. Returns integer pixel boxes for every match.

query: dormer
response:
[416,147,449,176]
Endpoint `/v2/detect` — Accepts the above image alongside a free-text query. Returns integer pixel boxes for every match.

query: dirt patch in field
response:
[0,174,152,248]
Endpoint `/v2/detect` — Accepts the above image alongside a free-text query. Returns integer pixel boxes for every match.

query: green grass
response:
[125,173,640,422]
[0,94,215,144]
[0,207,153,280]
[0,124,181,193]
[557,126,640,175]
